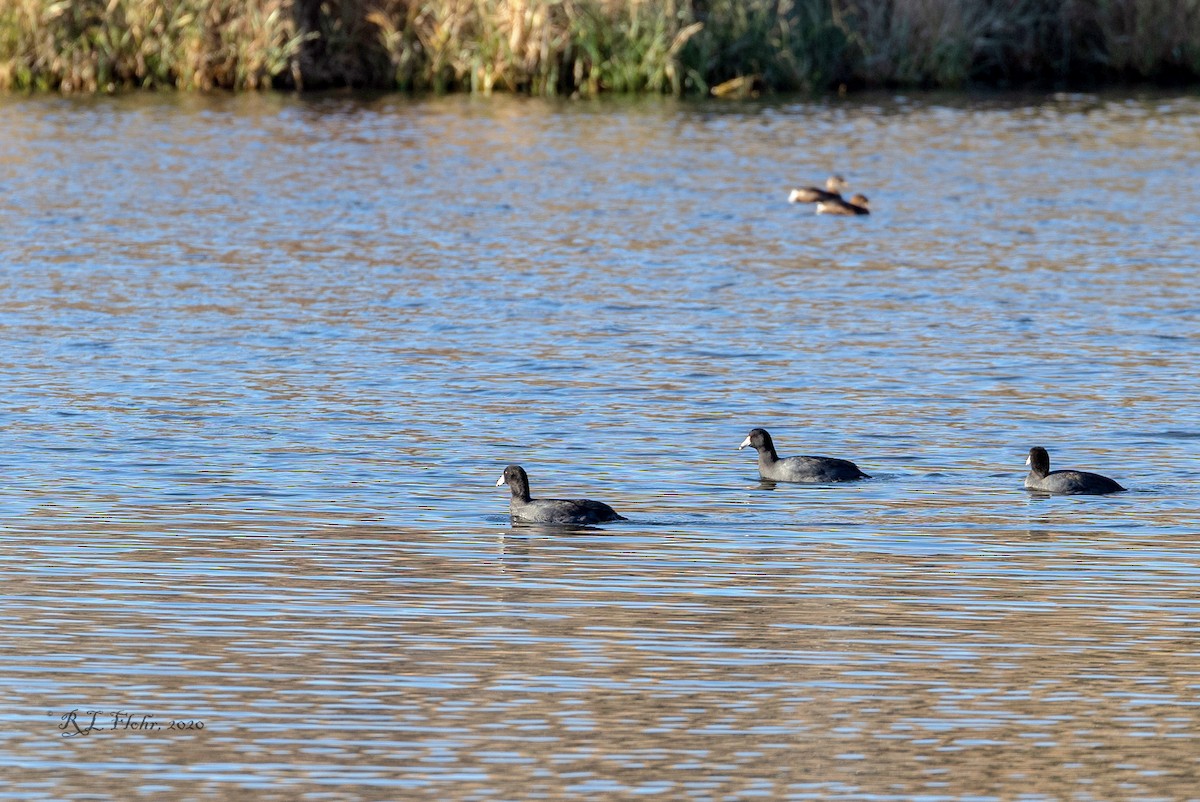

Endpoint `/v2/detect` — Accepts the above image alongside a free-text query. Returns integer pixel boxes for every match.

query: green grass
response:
[1,0,1198,93]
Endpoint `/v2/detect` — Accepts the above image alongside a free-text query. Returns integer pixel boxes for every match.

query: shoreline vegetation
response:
[1,1,1199,95]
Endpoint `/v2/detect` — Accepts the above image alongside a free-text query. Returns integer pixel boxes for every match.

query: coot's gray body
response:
[739,428,870,483]
[496,465,625,524]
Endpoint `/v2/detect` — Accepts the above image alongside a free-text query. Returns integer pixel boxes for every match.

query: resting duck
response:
[788,175,848,204]
[816,193,870,216]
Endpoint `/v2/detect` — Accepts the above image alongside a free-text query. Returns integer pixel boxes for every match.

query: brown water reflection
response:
[1,92,1199,799]
[3,521,1199,799]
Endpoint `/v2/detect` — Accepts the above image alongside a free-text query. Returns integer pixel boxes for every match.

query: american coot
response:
[816,194,870,216]
[739,428,870,483]
[788,175,848,204]
[496,465,626,524]
[1024,447,1125,495]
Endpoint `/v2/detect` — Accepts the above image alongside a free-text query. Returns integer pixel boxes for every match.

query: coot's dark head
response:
[739,428,776,455]
[1026,447,1050,476]
[496,464,531,501]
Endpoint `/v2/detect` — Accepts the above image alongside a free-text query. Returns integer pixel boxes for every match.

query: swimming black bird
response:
[739,428,870,483]
[1024,447,1125,495]
[496,465,626,524]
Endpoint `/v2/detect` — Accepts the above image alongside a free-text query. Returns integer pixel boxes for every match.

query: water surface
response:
[1,91,1199,799]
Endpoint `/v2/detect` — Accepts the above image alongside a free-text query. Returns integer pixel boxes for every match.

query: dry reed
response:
[1,0,1197,93]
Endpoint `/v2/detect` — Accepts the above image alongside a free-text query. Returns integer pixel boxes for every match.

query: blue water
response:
[1,91,1198,800]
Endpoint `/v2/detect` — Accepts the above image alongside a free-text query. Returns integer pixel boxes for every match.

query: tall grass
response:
[0,0,308,91]
[359,0,709,95]
[1,0,1198,93]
